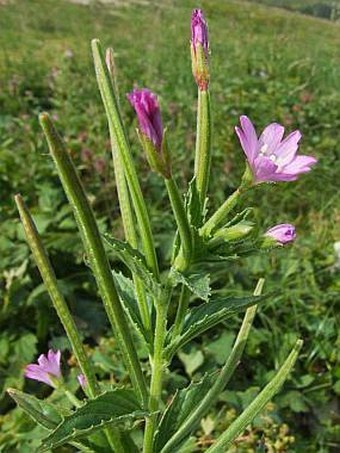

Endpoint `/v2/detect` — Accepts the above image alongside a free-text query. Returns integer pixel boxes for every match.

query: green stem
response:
[39,113,148,407]
[200,188,242,237]
[172,285,190,339]
[194,89,211,210]
[206,339,303,452]
[92,39,159,280]
[143,286,172,453]
[165,177,192,271]
[15,194,99,398]
[161,279,264,453]
[11,199,126,453]
[110,125,151,334]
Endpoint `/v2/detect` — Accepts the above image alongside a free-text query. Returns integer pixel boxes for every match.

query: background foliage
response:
[0,0,339,451]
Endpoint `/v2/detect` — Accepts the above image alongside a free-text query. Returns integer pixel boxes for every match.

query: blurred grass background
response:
[0,0,339,451]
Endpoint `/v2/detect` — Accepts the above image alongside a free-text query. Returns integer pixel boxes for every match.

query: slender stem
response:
[165,177,192,271]
[143,286,172,453]
[15,197,126,452]
[206,339,303,452]
[105,57,151,332]
[200,188,241,237]
[15,195,99,398]
[92,39,159,280]
[194,89,211,210]
[39,113,148,407]
[110,126,151,333]
[161,279,264,453]
[172,285,190,339]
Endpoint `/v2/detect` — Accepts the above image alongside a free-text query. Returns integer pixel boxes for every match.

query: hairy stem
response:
[194,89,211,211]
[143,286,172,453]
[165,177,192,271]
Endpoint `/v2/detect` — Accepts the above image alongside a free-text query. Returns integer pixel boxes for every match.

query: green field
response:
[0,0,339,451]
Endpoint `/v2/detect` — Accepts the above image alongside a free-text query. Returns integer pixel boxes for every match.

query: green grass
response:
[0,0,339,451]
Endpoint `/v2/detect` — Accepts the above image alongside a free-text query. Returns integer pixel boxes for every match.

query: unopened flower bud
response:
[191,9,210,90]
[209,221,254,248]
[127,88,171,178]
[262,224,296,248]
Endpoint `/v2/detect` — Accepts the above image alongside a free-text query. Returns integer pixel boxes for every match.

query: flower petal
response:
[282,155,318,175]
[253,155,278,183]
[275,130,302,166]
[258,122,285,155]
[25,364,52,386]
[265,224,296,244]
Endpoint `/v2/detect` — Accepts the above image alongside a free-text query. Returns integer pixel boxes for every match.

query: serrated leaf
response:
[7,388,62,430]
[112,270,150,346]
[170,270,210,301]
[154,372,217,452]
[104,234,161,298]
[167,295,267,358]
[39,389,147,451]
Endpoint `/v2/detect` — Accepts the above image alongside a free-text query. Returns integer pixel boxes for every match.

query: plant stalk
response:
[194,89,211,211]
[200,188,242,237]
[109,125,151,334]
[15,194,126,453]
[143,285,172,453]
[39,113,148,407]
[92,39,159,280]
[165,177,192,271]
[172,285,190,339]
[161,279,264,453]
[206,339,303,452]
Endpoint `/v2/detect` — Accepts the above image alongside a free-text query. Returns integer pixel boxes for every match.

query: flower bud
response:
[191,9,210,90]
[213,221,254,242]
[127,88,171,178]
[263,224,296,247]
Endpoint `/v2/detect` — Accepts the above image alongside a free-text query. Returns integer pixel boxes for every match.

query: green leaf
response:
[7,388,62,430]
[170,269,210,301]
[166,295,267,358]
[112,270,149,346]
[154,372,217,452]
[39,389,147,451]
[104,234,161,298]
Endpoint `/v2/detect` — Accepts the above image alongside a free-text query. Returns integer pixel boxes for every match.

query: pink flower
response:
[127,88,163,150]
[77,373,87,388]
[25,350,62,388]
[235,116,317,183]
[191,9,209,57]
[265,224,297,245]
[190,9,209,90]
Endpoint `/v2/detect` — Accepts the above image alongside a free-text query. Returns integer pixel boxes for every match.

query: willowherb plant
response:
[9,8,317,452]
